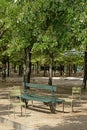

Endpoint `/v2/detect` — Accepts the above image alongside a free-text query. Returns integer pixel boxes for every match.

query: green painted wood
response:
[24,83,57,91]
[21,93,53,103]
[22,82,64,108]
[21,93,64,103]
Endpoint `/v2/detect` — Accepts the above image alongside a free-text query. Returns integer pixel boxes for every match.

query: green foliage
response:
[65,0,87,50]
[0,0,86,68]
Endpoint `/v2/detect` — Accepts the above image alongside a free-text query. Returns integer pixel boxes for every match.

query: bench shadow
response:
[27,105,51,114]
[27,104,64,114]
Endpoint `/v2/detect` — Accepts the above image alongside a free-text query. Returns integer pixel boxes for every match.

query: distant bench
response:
[21,82,64,113]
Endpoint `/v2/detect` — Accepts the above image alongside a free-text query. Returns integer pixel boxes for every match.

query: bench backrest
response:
[23,82,57,92]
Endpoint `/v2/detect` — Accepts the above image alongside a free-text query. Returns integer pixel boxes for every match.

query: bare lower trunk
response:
[24,47,32,83]
[48,54,53,85]
[83,51,87,89]
[2,63,6,81]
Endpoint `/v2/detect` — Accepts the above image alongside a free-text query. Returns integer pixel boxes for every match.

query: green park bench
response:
[21,82,64,113]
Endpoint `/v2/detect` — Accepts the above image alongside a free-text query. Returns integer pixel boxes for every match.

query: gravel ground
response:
[0,123,15,130]
[0,77,87,130]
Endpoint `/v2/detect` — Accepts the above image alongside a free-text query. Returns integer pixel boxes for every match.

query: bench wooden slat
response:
[21,93,55,103]
[24,83,57,91]
[21,93,64,103]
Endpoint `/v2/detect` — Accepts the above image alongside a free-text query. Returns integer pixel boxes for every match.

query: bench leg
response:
[24,100,28,108]
[49,103,56,113]
[63,102,64,112]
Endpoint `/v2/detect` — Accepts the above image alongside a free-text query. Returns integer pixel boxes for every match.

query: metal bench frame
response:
[21,82,64,113]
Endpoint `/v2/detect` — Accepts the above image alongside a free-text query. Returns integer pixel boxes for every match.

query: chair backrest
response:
[8,89,22,103]
[13,86,23,93]
[72,87,81,100]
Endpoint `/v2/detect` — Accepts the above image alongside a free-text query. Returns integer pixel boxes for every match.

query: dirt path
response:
[0,77,87,130]
[0,123,14,130]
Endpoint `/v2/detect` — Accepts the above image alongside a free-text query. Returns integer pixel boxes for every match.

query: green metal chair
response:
[8,89,26,118]
[63,87,81,112]
[72,87,81,101]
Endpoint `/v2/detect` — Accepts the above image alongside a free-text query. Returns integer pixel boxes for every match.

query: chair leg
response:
[25,105,26,117]
[13,107,15,118]
[71,101,73,112]
[21,106,22,116]
[8,105,10,116]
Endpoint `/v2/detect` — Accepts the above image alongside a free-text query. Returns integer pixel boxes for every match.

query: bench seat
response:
[21,93,56,103]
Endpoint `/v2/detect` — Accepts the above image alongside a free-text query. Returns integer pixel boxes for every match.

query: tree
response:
[65,0,87,88]
[0,0,12,80]
[1,0,86,87]
[8,0,68,84]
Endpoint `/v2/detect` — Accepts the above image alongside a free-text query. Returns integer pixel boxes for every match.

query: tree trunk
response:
[68,64,71,76]
[19,64,23,76]
[14,64,17,73]
[48,54,53,85]
[35,61,40,75]
[24,47,32,83]
[59,64,64,76]
[43,65,47,77]
[83,51,87,89]
[73,64,77,76]
[7,60,10,77]
[2,62,6,81]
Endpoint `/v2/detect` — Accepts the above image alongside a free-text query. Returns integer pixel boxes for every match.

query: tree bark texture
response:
[48,54,53,86]
[83,51,87,89]
[24,47,32,83]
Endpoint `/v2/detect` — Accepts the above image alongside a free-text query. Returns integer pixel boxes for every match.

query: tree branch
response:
[0,22,6,39]
[0,29,6,39]
[0,22,5,30]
